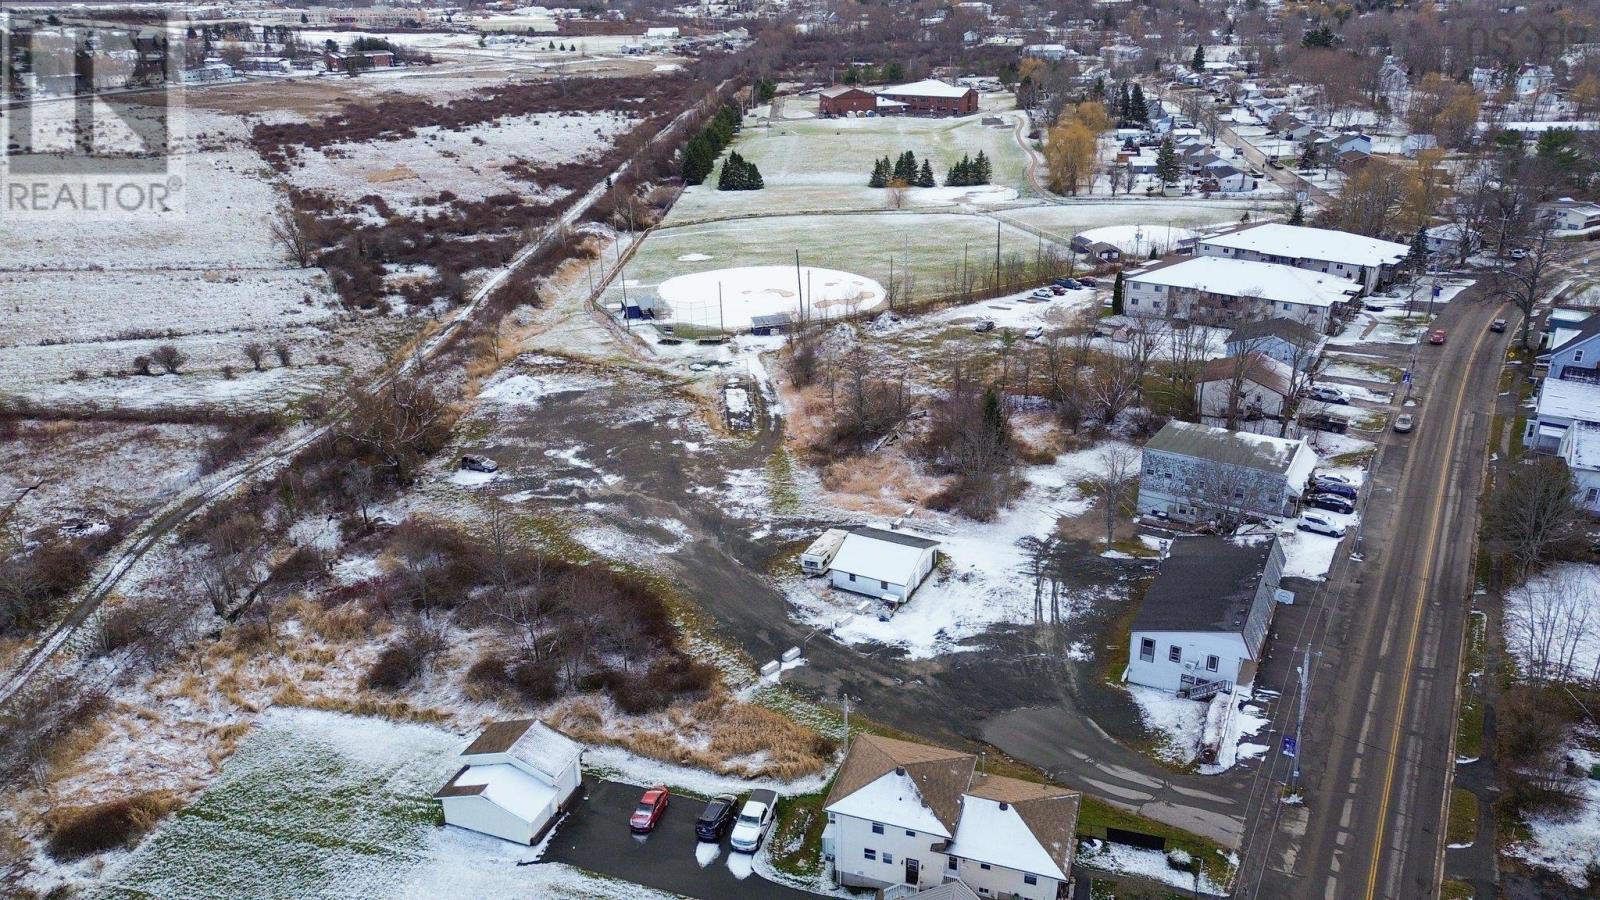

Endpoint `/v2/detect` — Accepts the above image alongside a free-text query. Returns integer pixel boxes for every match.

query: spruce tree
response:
[1112,271,1125,315]
[1192,44,1205,73]
[894,151,917,184]
[1288,201,1305,226]
[1156,136,1181,184]
[1408,228,1429,270]
[974,151,991,184]
[917,159,936,188]
[1130,84,1148,123]
[1119,82,1132,122]
[683,133,715,185]
[869,158,888,188]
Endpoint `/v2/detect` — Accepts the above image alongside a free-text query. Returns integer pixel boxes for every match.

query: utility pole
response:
[718,282,725,335]
[994,220,1002,291]
[1289,643,1312,795]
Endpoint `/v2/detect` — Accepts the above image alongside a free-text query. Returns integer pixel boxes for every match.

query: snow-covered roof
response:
[825,768,953,837]
[1536,378,1600,423]
[878,78,974,99]
[945,794,1067,879]
[1561,422,1600,472]
[1128,256,1359,309]
[1198,223,1408,268]
[828,526,939,586]
[1145,420,1317,485]
[460,719,580,785]
[438,763,557,825]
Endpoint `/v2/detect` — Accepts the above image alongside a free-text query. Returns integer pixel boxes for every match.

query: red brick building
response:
[818,85,876,117]
[876,79,977,116]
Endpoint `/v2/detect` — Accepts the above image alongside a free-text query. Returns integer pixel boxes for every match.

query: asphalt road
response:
[541,778,815,900]
[1233,288,1510,899]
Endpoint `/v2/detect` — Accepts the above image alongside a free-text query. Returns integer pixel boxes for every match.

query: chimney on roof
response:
[896,766,906,776]
[999,802,1009,811]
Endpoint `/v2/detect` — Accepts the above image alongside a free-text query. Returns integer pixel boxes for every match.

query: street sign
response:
[1282,735,1298,757]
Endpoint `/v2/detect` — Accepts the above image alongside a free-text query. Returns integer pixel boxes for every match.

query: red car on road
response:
[1428,329,1447,345]
[630,786,670,833]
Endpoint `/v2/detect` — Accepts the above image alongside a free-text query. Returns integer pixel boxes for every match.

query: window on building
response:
[865,849,877,861]
[880,580,889,590]
[980,863,992,870]
[1207,655,1220,672]
[1024,874,1039,886]
[1140,638,1155,662]
[1282,302,1292,311]
[884,853,894,864]
[1588,488,1598,503]
[905,829,916,837]
[948,856,959,871]
[871,823,884,834]
[1169,645,1182,663]
[1577,350,1586,363]
[848,573,856,582]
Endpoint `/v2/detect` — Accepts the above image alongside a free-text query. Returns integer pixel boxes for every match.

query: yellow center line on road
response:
[1363,317,1496,900]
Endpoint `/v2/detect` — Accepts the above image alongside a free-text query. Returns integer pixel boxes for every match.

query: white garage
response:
[828,526,940,602]
[434,719,583,845]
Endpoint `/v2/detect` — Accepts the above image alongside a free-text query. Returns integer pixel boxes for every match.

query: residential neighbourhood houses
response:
[1530,313,1600,512]
[1137,421,1318,525]
[824,734,1079,899]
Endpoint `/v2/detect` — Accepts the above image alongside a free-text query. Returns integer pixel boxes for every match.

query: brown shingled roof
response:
[432,765,487,799]
[462,719,535,756]
[1196,352,1293,396]
[823,734,975,833]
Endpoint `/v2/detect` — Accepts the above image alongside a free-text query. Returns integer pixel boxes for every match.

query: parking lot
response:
[539,778,821,900]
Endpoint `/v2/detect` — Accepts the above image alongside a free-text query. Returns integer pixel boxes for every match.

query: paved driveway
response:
[540,778,821,900]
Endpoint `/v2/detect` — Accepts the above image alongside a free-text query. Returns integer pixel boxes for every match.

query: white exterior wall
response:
[1126,630,1250,692]
[830,547,935,600]
[827,812,945,889]
[1123,277,1332,332]
[439,794,537,844]
[947,855,1062,900]
[1196,242,1380,292]
[1197,378,1285,420]
[1136,448,1297,523]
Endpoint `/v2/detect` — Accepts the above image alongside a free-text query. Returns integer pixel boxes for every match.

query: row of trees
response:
[869,151,935,188]
[681,104,742,186]
[945,152,993,187]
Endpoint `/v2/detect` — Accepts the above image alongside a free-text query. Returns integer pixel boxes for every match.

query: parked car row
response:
[631,785,779,854]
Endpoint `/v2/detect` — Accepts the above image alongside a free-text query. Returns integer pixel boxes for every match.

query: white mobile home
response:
[1127,534,1285,694]
[828,527,939,601]
[800,528,850,575]
[434,719,582,845]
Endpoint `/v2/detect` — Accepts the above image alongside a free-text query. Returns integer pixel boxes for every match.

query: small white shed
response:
[434,719,582,845]
[828,526,940,601]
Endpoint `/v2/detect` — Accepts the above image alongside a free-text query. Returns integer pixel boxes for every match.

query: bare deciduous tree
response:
[1485,456,1584,584]
[1084,443,1139,547]
[243,342,266,371]
[268,206,317,268]
[150,344,186,375]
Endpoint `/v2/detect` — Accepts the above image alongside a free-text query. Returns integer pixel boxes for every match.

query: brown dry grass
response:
[286,596,373,643]
[270,683,451,725]
[551,690,832,781]
[819,452,945,515]
[43,790,183,860]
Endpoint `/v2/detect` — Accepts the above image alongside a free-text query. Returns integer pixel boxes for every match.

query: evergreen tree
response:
[1112,270,1125,315]
[717,152,764,191]
[1408,228,1429,270]
[1092,76,1105,99]
[1130,84,1149,123]
[974,151,992,184]
[917,159,936,188]
[1155,136,1181,184]
[883,60,905,81]
[1300,141,1319,170]
[1191,44,1205,72]
[893,151,917,184]
[947,158,965,186]
[1301,24,1337,48]
[1118,82,1132,122]
[683,133,715,185]
[981,387,1011,454]
[1288,201,1305,226]
[869,157,889,188]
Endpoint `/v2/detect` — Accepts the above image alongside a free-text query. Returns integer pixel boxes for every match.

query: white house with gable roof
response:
[823,734,1079,899]
[434,719,582,845]
[828,526,940,601]
[1123,255,1360,333]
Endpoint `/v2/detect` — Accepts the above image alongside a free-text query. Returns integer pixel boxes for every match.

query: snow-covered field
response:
[778,443,1128,658]
[1077,838,1230,894]
[654,265,884,330]
[997,203,1244,244]
[605,212,1046,312]
[86,708,679,899]
[285,111,633,208]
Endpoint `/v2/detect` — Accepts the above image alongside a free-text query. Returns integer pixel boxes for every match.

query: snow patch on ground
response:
[1504,563,1600,683]
[478,371,605,406]
[654,265,884,330]
[1077,838,1229,894]
[1505,746,1600,888]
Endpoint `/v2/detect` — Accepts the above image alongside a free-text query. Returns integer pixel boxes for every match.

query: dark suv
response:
[695,793,738,842]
